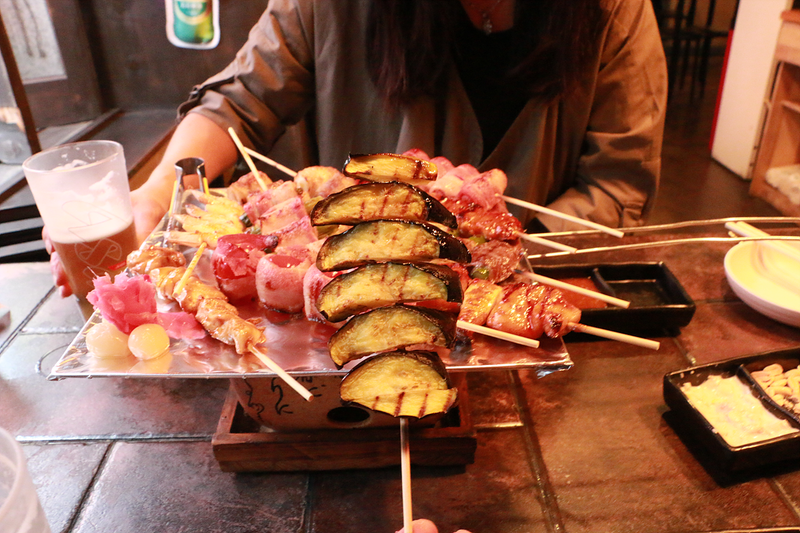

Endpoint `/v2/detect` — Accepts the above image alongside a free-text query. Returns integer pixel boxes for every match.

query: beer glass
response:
[23,140,137,317]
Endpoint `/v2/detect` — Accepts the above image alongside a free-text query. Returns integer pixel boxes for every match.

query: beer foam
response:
[49,211,133,244]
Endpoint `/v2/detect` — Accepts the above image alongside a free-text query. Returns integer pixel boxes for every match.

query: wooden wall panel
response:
[81,0,269,110]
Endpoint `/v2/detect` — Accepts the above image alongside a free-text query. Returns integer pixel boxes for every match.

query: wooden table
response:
[2,226,800,533]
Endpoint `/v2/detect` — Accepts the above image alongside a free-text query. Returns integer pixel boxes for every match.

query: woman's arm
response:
[539,0,667,231]
[130,113,238,243]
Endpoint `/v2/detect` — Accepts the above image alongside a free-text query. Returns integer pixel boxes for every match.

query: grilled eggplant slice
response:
[309,182,457,228]
[328,304,457,368]
[316,262,463,322]
[340,351,457,418]
[316,220,470,271]
[343,153,438,184]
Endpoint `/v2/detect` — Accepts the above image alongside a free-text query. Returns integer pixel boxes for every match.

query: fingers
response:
[49,252,73,298]
[131,190,168,245]
[397,518,439,533]
[42,226,53,254]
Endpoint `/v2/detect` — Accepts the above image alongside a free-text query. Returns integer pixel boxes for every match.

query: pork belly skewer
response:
[247,148,578,253]
[244,152,622,296]
[518,271,630,309]
[460,278,660,350]
[501,195,625,238]
[228,128,269,191]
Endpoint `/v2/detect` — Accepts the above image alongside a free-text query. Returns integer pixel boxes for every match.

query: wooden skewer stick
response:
[251,347,314,401]
[725,221,800,264]
[571,323,660,350]
[517,232,578,253]
[227,127,269,191]
[501,195,625,238]
[244,146,299,179]
[400,417,413,533]
[168,179,180,216]
[174,242,207,295]
[519,271,630,309]
[457,320,540,348]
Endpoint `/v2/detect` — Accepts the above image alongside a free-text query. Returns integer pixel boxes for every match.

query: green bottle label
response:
[173,0,213,44]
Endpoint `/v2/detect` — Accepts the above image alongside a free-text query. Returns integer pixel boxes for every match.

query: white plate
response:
[724,241,800,328]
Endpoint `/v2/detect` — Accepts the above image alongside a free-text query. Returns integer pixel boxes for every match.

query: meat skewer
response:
[456,320,540,348]
[502,195,625,238]
[247,147,577,252]
[238,150,625,301]
[136,246,314,400]
[228,127,268,191]
[459,278,659,350]
[519,271,630,309]
[233,149,657,349]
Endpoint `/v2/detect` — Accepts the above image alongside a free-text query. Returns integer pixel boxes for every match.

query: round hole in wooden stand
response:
[326,405,371,425]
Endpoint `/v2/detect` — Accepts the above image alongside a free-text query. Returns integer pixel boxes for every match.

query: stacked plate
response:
[724,240,800,328]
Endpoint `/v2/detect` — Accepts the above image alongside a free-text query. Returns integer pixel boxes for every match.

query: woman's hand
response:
[130,186,170,244]
[42,226,72,297]
[396,518,473,533]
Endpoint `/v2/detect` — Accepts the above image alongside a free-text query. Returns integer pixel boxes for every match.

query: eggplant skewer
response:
[316,262,463,323]
[310,181,457,228]
[316,219,470,271]
[328,304,457,368]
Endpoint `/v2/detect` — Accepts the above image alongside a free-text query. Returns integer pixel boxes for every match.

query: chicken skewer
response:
[134,246,313,400]
[166,190,247,248]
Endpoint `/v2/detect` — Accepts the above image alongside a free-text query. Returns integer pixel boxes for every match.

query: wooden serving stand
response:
[212,373,477,472]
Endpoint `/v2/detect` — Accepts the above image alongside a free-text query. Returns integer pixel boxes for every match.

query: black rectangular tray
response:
[663,348,800,472]
[532,262,695,334]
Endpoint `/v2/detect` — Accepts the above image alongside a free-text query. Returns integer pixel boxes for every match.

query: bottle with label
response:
[165,0,220,50]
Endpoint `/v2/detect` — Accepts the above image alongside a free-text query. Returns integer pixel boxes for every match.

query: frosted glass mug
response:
[0,428,51,533]
[23,141,137,317]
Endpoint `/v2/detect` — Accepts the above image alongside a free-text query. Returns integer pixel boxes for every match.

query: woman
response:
[51,0,667,295]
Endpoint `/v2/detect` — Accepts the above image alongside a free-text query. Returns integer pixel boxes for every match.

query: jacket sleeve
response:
[177,0,316,155]
[540,0,667,231]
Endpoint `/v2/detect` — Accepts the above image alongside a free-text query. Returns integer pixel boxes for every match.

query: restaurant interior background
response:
[0,0,798,262]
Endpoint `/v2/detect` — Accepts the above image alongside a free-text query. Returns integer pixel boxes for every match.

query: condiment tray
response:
[531,262,695,334]
[663,348,800,471]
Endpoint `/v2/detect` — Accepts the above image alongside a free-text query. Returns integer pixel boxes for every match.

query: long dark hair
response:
[366,0,606,109]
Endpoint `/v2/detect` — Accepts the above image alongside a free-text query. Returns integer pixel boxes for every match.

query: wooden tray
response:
[212,373,477,472]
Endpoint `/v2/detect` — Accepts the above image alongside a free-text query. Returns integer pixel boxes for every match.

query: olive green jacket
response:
[180,0,667,231]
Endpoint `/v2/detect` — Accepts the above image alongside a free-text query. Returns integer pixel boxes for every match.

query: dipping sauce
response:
[681,374,799,447]
[556,277,608,309]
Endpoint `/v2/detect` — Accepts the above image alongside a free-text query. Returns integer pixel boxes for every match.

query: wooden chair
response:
[668,0,735,99]
[0,181,48,264]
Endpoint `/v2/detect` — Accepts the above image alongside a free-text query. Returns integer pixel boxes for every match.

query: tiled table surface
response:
[2,228,800,533]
